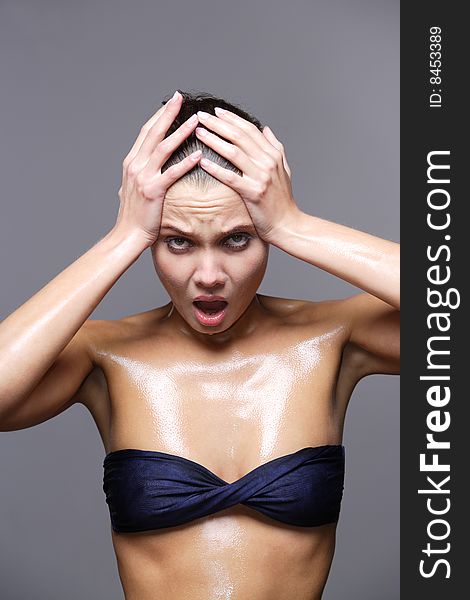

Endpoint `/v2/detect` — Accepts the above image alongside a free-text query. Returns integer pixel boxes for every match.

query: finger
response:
[198,157,249,195]
[194,126,259,179]
[262,126,291,178]
[132,92,186,167]
[141,103,167,133]
[140,113,199,178]
[214,107,281,160]
[128,92,183,170]
[146,151,202,196]
[196,111,269,166]
[124,102,171,164]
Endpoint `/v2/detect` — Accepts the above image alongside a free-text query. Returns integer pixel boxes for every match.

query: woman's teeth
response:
[192,301,229,326]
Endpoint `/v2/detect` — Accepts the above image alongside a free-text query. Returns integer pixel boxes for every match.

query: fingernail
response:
[187,114,198,125]
[197,111,210,120]
[214,106,226,116]
[172,90,180,102]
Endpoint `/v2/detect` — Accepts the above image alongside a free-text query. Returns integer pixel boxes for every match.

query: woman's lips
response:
[192,300,228,326]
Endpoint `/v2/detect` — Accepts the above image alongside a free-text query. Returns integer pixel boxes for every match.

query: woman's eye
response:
[165,237,191,253]
[164,233,251,253]
[224,233,251,249]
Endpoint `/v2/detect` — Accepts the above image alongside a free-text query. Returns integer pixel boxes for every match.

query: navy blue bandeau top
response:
[102,444,345,533]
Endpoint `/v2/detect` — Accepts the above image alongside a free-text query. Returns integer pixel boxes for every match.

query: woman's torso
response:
[79,293,363,600]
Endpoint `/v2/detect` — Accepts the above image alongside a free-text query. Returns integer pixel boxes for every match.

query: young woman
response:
[0,89,399,599]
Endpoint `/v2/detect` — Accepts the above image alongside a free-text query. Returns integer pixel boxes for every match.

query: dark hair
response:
[160,89,264,190]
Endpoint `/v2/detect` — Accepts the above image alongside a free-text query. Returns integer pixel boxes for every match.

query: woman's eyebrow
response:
[160,224,257,236]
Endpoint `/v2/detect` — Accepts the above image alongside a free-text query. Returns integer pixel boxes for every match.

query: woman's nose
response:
[193,254,226,288]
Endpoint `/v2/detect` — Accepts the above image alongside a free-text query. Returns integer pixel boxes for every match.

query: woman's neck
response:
[164,293,267,348]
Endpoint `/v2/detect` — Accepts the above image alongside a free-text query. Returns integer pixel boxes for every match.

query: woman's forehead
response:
[162,184,250,227]
[164,181,241,205]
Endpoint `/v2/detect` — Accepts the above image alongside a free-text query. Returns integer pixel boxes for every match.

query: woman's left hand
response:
[194,107,302,243]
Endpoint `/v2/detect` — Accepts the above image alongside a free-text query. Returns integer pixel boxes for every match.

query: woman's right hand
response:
[113,90,201,248]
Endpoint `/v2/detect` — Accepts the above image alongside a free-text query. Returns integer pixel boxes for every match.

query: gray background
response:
[0,0,399,598]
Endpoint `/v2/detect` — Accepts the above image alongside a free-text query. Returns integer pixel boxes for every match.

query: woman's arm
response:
[192,108,399,309]
[271,209,400,309]
[0,230,146,413]
[192,107,399,374]
[273,210,400,376]
[0,90,200,424]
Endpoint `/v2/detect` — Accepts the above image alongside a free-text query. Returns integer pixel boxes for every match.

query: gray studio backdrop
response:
[0,1,399,598]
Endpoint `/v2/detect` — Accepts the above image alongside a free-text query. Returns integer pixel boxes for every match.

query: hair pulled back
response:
[160,89,264,191]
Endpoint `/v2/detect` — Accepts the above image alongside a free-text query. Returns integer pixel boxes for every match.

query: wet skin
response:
[76,183,399,600]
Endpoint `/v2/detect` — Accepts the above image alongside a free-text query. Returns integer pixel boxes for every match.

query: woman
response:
[0,89,399,599]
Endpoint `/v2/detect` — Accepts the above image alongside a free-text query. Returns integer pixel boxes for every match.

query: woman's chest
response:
[92,329,346,461]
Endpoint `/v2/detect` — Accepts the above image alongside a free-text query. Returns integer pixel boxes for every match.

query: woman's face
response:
[151,181,269,336]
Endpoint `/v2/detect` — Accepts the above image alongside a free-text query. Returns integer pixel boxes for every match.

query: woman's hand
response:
[113,91,202,248]
[194,108,302,243]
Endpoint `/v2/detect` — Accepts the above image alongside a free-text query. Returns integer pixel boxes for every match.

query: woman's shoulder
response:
[80,305,170,353]
[257,292,362,326]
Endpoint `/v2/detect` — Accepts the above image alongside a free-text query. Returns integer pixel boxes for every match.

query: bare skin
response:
[77,291,398,600]
[0,91,399,599]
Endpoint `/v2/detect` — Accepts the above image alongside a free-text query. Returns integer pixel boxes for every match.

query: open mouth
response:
[193,300,228,314]
[192,300,228,326]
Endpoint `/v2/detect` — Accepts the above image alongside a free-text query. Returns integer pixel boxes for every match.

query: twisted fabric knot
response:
[103,445,345,532]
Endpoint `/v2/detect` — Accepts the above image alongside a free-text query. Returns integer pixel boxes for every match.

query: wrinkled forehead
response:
[162,182,251,231]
